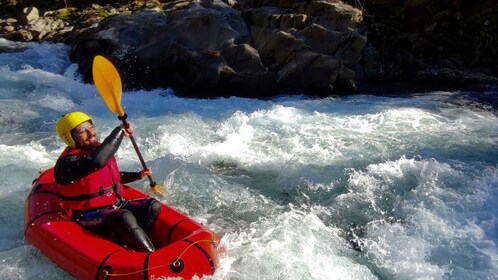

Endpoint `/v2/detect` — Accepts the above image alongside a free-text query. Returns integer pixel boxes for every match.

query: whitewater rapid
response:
[0,38,497,279]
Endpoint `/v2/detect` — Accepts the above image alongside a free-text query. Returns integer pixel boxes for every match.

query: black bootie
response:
[118,209,155,253]
[128,226,155,253]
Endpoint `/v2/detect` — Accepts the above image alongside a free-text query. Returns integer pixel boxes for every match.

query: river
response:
[0,38,497,280]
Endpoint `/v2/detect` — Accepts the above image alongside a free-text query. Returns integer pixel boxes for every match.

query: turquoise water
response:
[0,38,497,279]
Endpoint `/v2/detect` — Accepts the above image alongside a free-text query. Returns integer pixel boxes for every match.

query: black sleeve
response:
[54,127,125,184]
[93,127,125,167]
[120,171,142,184]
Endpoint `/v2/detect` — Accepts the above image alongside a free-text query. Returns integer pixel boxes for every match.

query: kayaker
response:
[53,111,161,253]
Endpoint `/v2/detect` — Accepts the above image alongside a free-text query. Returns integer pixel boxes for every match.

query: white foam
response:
[336,156,498,279]
[1,41,497,279]
[217,209,377,280]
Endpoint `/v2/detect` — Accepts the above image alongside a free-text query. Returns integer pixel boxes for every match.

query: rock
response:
[70,1,276,97]
[14,29,35,41]
[19,7,39,26]
[2,0,368,97]
[243,1,364,94]
[278,50,340,95]
[3,25,14,32]
[296,24,343,55]
[299,1,363,31]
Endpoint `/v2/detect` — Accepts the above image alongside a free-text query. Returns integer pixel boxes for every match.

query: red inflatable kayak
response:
[25,168,221,279]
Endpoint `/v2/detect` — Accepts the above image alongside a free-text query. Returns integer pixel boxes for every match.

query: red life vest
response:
[56,147,125,212]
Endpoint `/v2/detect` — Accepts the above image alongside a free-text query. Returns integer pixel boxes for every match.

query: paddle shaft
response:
[119,116,156,188]
[92,55,161,191]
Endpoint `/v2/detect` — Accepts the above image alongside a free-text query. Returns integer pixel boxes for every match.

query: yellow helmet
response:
[56,111,93,148]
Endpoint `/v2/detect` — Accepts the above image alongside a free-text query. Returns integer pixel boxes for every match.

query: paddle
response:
[92,55,162,192]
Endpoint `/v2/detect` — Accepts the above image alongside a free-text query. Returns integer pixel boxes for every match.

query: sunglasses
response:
[74,124,96,135]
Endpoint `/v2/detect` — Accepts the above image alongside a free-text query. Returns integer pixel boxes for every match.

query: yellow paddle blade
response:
[92,55,125,117]
[150,185,163,193]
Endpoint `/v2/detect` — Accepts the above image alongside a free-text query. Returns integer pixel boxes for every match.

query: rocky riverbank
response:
[1,0,497,98]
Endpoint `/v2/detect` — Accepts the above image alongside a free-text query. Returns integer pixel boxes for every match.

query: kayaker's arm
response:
[55,127,124,184]
[93,127,124,166]
[120,172,142,184]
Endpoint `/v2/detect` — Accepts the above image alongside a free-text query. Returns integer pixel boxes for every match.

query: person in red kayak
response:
[54,111,160,253]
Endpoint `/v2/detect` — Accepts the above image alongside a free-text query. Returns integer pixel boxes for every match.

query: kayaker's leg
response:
[73,208,154,252]
[117,209,155,253]
[122,198,161,231]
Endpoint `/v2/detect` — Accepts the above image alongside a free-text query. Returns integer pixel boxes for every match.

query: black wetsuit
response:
[54,127,161,252]
[55,127,140,185]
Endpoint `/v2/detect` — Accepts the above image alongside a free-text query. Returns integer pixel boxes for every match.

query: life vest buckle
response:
[112,198,125,209]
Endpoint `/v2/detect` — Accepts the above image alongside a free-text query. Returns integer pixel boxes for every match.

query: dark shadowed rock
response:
[70,1,278,97]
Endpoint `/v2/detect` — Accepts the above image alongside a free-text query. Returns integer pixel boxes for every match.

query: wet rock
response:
[70,1,276,97]
[68,0,364,97]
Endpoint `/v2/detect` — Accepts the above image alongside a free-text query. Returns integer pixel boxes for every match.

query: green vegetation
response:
[52,7,77,20]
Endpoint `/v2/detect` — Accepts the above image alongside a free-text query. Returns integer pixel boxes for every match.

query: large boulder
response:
[69,0,366,97]
[70,0,277,97]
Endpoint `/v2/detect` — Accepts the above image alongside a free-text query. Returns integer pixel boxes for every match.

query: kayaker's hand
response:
[120,122,134,137]
[141,168,153,179]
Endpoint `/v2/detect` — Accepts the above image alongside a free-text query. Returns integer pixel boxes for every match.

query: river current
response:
[0,38,497,279]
